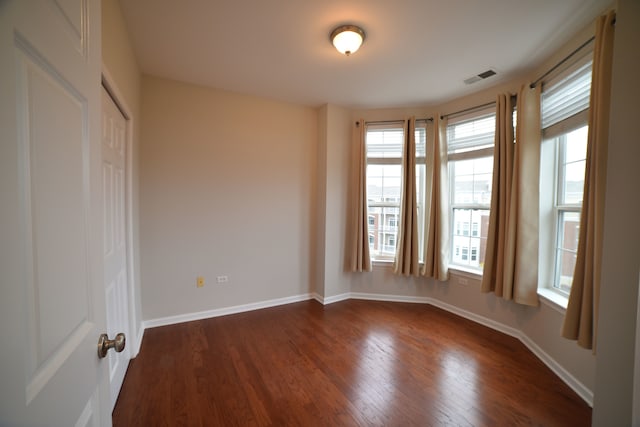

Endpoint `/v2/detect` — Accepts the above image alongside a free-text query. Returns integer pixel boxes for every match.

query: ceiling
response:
[119,0,610,109]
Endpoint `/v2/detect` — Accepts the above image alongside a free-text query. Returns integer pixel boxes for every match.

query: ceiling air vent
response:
[464,69,497,85]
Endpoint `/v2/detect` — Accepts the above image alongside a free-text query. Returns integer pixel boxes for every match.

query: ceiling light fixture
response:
[330,25,365,56]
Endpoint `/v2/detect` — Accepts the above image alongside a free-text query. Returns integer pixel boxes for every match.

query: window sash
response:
[550,125,587,293]
[365,122,427,262]
[447,111,495,271]
[553,208,581,294]
[448,146,493,162]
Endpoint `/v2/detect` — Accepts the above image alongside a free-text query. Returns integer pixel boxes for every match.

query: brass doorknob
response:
[97,333,126,359]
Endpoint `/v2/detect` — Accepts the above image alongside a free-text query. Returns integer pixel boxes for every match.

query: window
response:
[540,54,591,296]
[366,121,427,261]
[471,222,479,237]
[551,126,587,294]
[447,111,495,270]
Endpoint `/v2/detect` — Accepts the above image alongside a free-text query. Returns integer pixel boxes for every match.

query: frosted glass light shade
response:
[330,25,365,56]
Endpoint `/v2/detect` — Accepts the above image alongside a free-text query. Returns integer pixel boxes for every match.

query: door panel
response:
[0,1,108,425]
[102,87,131,409]
[20,49,91,398]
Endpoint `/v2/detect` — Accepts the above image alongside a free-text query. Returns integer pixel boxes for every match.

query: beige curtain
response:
[481,94,515,298]
[394,118,420,276]
[511,85,541,305]
[346,119,372,272]
[422,116,449,281]
[562,11,616,350]
[481,88,541,306]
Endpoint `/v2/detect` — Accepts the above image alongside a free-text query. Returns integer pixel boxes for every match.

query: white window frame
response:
[365,121,427,263]
[447,109,496,272]
[539,51,592,302]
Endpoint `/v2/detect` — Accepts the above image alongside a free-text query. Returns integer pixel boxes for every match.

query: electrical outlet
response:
[216,275,229,284]
[196,276,205,288]
[458,277,468,286]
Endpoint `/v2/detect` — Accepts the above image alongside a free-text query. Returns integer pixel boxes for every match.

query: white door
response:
[0,1,112,426]
[102,87,131,410]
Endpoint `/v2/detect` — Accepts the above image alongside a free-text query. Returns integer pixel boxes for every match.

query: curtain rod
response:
[356,117,433,126]
[440,93,517,121]
[529,36,595,89]
[440,101,496,120]
[530,13,615,89]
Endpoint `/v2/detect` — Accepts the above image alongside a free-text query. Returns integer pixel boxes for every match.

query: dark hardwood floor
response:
[113,299,591,426]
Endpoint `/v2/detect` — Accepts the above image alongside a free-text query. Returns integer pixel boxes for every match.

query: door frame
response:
[101,65,141,358]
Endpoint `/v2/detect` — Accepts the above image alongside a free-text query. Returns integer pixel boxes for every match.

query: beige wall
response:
[593,0,640,424]
[314,106,327,298]
[139,76,317,319]
[101,0,143,347]
[315,104,352,300]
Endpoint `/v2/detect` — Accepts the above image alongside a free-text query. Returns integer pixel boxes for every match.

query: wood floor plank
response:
[113,300,591,426]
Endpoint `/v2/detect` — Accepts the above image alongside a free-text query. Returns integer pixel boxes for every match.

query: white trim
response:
[134,324,145,356]
[143,293,313,329]
[350,292,430,304]
[311,292,324,304]
[101,65,141,358]
[425,297,592,406]
[74,393,94,427]
[314,292,350,305]
[518,332,593,406]
[426,298,521,337]
[634,271,640,426]
[538,287,568,313]
[139,291,593,406]
[448,146,494,162]
[448,267,482,281]
[26,322,93,404]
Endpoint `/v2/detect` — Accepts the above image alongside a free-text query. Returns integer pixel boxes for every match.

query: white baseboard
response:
[426,298,522,338]
[320,292,351,305]
[132,324,145,358]
[139,290,592,406]
[350,292,430,304]
[424,297,593,407]
[518,333,593,406]
[143,293,313,330]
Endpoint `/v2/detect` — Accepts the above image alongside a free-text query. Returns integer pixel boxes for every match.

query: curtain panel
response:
[394,118,420,276]
[481,88,540,306]
[422,116,449,281]
[481,94,515,299]
[346,119,372,272]
[562,11,616,351]
[511,85,541,306]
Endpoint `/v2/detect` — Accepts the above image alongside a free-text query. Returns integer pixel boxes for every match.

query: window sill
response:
[371,259,395,270]
[537,288,568,313]
[448,266,482,281]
